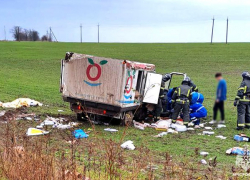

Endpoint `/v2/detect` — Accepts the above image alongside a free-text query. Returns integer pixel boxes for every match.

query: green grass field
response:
[0,41,249,174]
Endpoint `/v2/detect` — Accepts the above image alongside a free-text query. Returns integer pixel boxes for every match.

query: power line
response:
[80,24,82,43]
[211,17,215,44]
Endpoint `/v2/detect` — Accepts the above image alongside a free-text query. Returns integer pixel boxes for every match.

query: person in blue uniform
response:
[191,92,204,104]
[189,103,207,126]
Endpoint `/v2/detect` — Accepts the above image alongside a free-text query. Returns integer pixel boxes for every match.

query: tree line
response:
[11,26,51,41]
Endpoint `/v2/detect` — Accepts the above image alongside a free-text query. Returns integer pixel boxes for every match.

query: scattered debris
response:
[0,111,5,117]
[134,122,145,130]
[204,127,213,130]
[104,128,118,132]
[25,117,32,121]
[216,135,227,140]
[146,164,159,170]
[0,98,42,108]
[73,129,88,139]
[154,132,168,137]
[199,123,205,128]
[203,131,215,135]
[167,128,178,134]
[226,147,250,156]
[200,151,209,156]
[200,159,207,165]
[234,134,250,142]
[121,140,135,150]
[58,110,64,112]
[26,128,49,136]
[217,124,226,128]
[175,124,187,132]
[187,127,195,131]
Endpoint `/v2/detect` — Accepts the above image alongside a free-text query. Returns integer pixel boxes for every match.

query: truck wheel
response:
[77,113,87,121]
[122,111,134,126]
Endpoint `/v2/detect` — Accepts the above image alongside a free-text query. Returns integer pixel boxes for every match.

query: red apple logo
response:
[84,58,108,86]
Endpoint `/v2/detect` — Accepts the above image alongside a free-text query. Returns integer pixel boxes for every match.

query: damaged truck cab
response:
[60,53,185,125]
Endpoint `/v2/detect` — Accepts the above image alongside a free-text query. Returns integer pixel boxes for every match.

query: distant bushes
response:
[10,26,50,41]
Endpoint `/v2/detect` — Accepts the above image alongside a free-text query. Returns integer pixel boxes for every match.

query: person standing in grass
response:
[234,72,250,130]
[209,73,227,124]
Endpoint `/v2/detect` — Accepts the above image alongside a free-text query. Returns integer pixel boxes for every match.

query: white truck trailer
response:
[60,52,185,125]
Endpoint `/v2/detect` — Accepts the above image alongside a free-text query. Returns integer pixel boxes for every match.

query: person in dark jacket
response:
[234,72,250,130]
[190,80,198,92]
[209,73,227,124]
[172,77,193,126]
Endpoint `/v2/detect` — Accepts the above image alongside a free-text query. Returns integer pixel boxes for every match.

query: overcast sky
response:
[1,0,250,42]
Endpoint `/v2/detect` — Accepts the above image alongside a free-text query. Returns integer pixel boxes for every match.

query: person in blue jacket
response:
[209,73,227,124]
[166,87,176,111]
[191,92,204,104]
[190,103,207,127]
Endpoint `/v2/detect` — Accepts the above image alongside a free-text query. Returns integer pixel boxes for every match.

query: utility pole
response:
[226,17,229,44]
[97,23,99,43]
[50,27,58,42]
[80,24,82,43]
[49,27,52,42]
[211,17,215,44]
[4,26,6,41]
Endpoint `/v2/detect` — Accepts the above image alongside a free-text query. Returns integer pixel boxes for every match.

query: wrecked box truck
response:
[60,53,165,125]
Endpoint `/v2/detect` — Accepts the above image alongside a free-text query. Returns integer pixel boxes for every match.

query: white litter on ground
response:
[187,127,195,131]
[0,111,5,117]
[203,131,215,135]
[201,159,207,165]
[200,151,209,156]
[58,110,64,112]
[167,128,178,133]
[104,128,118,132]
[121,140,135,150]
[216,135,227,140]
[154,132,168,137]
[217,124,226,128]
[205,127,213,130]
[175,124,187,132]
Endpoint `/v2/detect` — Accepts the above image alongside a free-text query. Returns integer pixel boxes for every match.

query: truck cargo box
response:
[60,53,158,113]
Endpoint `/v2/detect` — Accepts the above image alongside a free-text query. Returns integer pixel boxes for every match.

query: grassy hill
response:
[0,41,249,173]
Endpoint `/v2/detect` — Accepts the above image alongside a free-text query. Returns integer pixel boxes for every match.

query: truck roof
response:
[66,53,155,71]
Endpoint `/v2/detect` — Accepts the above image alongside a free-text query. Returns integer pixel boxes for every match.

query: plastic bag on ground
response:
[121,140,135,150]
[226,147,250,156]
[73,129,88,139]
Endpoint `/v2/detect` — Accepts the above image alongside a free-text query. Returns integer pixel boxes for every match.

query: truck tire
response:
[77,113,87,121]
[121,111,134,126]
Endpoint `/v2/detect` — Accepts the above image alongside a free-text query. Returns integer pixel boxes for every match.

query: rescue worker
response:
[190,80,199,92]
[189,102,207,128]
[171,77,193,126]
[234,72,250,130]
[191,92,204,104]
[154,74,171,121]
[167,87,177,111]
